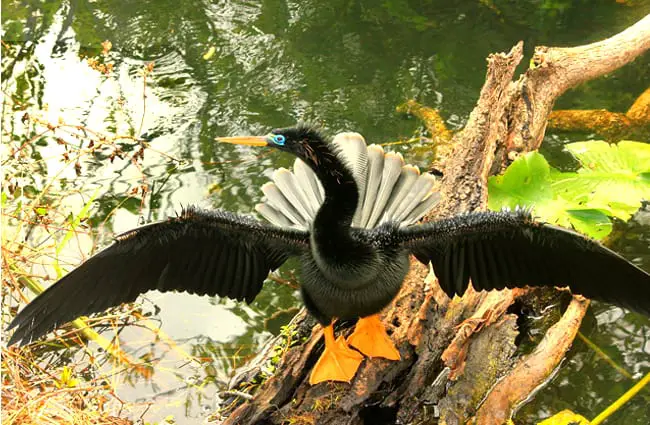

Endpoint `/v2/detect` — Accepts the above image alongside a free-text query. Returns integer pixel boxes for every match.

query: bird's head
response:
[217,125,353,189]
[217,125,325,155]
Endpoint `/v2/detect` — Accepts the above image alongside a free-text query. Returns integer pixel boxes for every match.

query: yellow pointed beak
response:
[216,136,268,146]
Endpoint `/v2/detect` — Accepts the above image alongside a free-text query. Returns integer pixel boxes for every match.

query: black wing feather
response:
[8,206,309,346]
[399,209,650,315]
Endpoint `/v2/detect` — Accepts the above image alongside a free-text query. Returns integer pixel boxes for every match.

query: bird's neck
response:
[307,141,358,229]
[301,139,360,253]
[300,137,379,286]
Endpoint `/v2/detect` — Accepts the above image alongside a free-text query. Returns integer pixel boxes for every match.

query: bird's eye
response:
[272,134,286,145]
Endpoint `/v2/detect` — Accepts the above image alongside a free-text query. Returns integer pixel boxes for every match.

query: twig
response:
[222,390,255,401]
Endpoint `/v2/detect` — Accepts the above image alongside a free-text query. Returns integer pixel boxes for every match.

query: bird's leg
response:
[347,314,401,360]
[309,323,364,385]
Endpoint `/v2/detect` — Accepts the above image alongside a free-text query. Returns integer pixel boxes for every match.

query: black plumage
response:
[401,210,650,314]
[7,125,650,352]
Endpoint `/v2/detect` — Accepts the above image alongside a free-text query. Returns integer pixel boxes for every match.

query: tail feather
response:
[256,132,439,230]
[366,152,404,228]
[333,133,369,226]
[332,133,369,197]
[394,174,437,223]
[380,166,421,223]
[261,182,308,227]
[255,203,295,228]
[358,145,385,227]
[401,191,441,226]
[272,168,313,221]
[293,158,323,212]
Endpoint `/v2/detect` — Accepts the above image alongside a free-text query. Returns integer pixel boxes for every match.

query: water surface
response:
[2,1,649,423]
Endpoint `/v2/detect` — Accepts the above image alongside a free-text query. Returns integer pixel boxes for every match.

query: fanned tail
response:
[255,132,440,230]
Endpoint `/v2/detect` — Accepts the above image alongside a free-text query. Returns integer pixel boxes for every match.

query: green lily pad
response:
[488,151,553,208]
[488,140,650,240]
[551,141,650,221]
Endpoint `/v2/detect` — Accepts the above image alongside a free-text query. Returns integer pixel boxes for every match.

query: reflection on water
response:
[2,0,649,423]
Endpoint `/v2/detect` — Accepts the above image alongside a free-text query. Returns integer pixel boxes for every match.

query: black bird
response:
[7,126,650,385]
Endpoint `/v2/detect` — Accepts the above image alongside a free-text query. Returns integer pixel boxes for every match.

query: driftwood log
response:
[218,15,650,425]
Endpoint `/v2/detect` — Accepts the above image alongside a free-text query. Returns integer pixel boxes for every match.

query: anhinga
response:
[7,126,650,385]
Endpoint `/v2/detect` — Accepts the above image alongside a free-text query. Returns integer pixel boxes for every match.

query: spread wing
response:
[8,206,310,345]
[398,209,650,315]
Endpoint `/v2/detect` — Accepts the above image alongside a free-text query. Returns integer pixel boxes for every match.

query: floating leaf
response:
[488,140,650,240]
[551,141,650,222]
[488,152,612,239]
[565,209,612,240]
[488,151,553,207]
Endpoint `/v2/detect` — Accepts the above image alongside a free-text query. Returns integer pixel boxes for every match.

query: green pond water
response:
[2,0,649,423]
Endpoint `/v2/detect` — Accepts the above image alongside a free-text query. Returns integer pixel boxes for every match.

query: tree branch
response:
[534,14,650,99]
[505,14,650,157]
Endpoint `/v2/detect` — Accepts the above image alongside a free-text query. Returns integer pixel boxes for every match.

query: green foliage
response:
[260,324,300,379]
[488,141,650,240]
[552,141,650,221]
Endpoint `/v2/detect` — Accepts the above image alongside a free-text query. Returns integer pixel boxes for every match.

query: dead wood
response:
[547,87,650,141]
[219,14,650,425]
[475,297,590,425]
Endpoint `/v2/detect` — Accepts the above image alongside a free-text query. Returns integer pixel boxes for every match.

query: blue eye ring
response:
[272,134,286,145]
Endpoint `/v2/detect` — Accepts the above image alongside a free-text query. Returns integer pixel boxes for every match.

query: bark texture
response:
[219,14,650,425]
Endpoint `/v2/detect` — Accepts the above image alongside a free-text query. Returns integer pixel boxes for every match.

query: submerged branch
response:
[548,87,650,140]
[396,99,453,143]
[591,370,650,425]
[396,100,454,173]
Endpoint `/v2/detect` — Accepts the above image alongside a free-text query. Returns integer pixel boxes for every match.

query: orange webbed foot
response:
[309,325,364,385]
[347,314,401,360]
